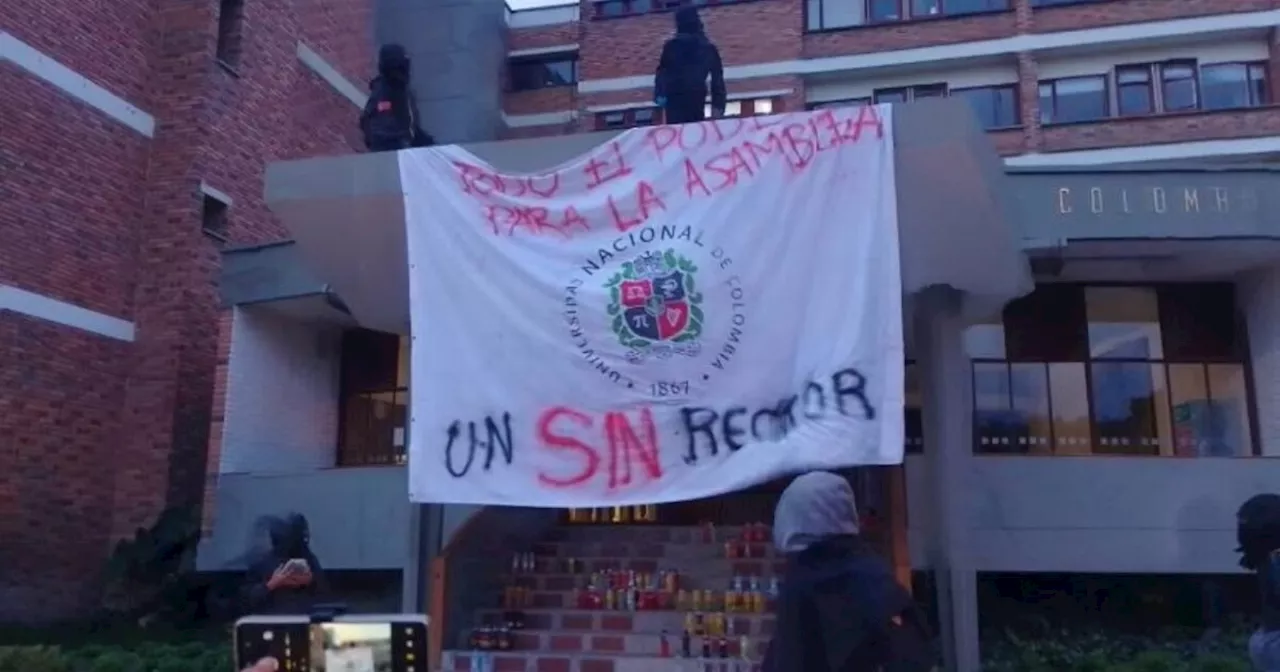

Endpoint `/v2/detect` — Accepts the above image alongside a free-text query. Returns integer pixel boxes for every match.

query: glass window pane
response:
[1161,64,1198,111]
[1086,287,1163,359]
[756,98,774,114]
[1249,64,1268,105]
[1010,363,1052,454]
[1201,63,1249,110]
[1207,364,1254,457]
[869,0,902,21]
[973,362,1018,453]
[813,0,866,27]
[911,0,940,16]
[905,362,923,453]
[1047,77,1108,124]
[1048,363,1092,455]
[913,84,947,99]
[1090,362,1164,455]
[1169,364,1212,457]
[1117,82,1153,116]
[724,101,743,116]
[874,88,908,104]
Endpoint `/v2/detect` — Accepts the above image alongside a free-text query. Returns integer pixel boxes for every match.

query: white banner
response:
[403,107,903,507]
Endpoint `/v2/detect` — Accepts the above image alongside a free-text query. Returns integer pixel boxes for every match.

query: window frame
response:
[596,97,781,131]
[949,83,1021,130]
[1200,61,1270,110]
[806,0,1008,30]
[594,0,751,19]
[215,0,245,68]
[970,283,1260,458]
[1158,59,1200,112]
[507,52,579,93]
[1037,75,1110,125]
[1114,63,1155,117]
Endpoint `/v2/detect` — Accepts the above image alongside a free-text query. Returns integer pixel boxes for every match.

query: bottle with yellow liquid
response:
[691,589,704,612]
[676,589,690,612]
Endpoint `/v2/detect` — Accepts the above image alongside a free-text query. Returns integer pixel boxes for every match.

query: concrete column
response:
[1239,263,1280,455]
[914,286,980,672]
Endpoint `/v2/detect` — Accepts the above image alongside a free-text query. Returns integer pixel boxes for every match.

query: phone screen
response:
[236,616,427,672]
[315,622,391,672]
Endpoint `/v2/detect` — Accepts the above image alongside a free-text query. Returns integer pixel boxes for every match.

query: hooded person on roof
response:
[653,7,726,124]
[360,44,434,152]
[763,471,937,672]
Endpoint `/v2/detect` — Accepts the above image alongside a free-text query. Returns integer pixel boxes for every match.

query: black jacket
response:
[763,536,927,672]
[360,44,434,151]
[654,8,726,112]
[241,514,327,615]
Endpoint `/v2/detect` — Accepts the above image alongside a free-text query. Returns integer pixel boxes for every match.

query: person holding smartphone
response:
[242,513,327,615]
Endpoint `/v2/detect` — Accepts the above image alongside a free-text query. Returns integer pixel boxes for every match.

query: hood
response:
[378,43,411,86]
[268,513,310,558]
[773,471,859,553]
[1238,493,1280,569]
[674,7,704,35]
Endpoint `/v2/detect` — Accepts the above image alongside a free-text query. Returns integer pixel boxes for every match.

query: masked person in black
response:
[1238,494,1280,670]
[653,7,726,125]
[360,44,434,152]
[764,472,938,672]
[242,513,327,615]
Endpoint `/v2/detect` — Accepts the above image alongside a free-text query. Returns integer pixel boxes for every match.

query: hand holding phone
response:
[282,558,311,576]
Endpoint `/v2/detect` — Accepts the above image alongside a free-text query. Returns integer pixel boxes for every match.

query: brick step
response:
[493,590,780,611]
[474,610,775,636]
[503,562,784,588]
[528,541,775,560]
[445,651,764,672]
[477,629,771,658]
[508,557,783,578]
[545,525,767,543]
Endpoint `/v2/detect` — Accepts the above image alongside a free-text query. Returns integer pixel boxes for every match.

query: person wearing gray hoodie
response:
[653,7,726,124]
[764,471,937,672]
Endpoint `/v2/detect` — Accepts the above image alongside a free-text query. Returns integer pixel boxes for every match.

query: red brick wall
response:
[0,0,371,622]
[504,0,1280,155]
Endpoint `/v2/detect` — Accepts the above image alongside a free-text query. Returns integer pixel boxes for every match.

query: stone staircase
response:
[444,524,780,672]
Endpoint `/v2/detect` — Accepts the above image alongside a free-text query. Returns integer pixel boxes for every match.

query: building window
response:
[595,98,779,130]
[508,53,578,92]
[951,84,1019,129]
[216,0,245,67]
[1160,60,1199,111]
[338,330,409,466]
[808,98,871,110]
[1115,60,1199,116]
[807,0,1006,29]
[1201,62,1268,110]
[971,284,1256,457]
[874,83,947,104]
[595,0,747,19]
[1038,76,1108,124]
[202,195,229,242]
[1115,64,1154,116]
[596,107,658,130]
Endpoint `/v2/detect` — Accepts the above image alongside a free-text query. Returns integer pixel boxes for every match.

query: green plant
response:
[100,506,207,626]
[0,646,71,672]
[82,649,144,672]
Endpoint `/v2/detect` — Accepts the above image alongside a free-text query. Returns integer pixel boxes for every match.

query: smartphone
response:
[235,614,429,672]
[282,558,312,575]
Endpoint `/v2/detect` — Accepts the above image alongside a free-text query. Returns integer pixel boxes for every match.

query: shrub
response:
[981,625,1254,672]
[0,646,71,672]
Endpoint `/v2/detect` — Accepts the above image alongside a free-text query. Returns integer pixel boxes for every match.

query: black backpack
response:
[360,80,415,152]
